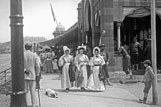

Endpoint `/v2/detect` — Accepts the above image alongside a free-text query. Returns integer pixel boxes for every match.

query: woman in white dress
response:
[59,46,73,92]
[87,47,105,91]
[74,45,89,91]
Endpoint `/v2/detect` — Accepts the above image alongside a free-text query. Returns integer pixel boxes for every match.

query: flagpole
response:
[50,3,62,35]
[50,3,59,26]
[151,0,159,105]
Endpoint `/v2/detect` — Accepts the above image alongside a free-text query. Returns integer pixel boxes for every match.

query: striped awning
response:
[123,7,161,20]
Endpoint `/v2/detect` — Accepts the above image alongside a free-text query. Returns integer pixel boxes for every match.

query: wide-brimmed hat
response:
[77,44,86,51]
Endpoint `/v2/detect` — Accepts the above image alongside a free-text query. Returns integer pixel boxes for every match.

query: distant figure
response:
[24,43,40,107]
[129,37,142,70]
[45,49,53,73]
[143,39,151,60]
[139,60,155,104]
[59,46,73,92]
[52,57,59,73]
[119,45,131,75]
[99,44,113,86]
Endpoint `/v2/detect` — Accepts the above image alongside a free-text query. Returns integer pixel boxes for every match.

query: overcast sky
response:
[0,0,81,43]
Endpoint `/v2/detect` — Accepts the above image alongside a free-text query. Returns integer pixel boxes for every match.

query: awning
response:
[114,5,161,21]
[39,35,63,47]
[123,7,161,21]
[39,23,78,47]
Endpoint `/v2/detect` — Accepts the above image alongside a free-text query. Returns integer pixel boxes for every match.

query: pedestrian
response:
[129,36,142,70]
[58,46,73,92]
[99,44,113,86]
[24,43,40,107]
[139,60,155,104]
[118,45,131,75]
[87,47,105,91]
[52,57,59,73]
[44,49,53,73]
[74,44,89,91]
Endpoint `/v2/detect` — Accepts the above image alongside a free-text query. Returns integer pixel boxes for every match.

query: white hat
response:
[93,46,100,55]
[77,44,86,51]
[63,46,70,53]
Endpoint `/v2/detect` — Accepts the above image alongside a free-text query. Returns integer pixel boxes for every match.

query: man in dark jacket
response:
[99,44,113,86]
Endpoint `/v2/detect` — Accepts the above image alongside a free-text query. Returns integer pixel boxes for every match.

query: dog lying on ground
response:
[45,89,58,98]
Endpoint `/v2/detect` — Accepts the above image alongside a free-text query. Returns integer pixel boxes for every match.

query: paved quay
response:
[36,74,152,107]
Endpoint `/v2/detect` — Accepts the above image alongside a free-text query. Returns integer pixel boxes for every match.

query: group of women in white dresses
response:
[58,45,106,92]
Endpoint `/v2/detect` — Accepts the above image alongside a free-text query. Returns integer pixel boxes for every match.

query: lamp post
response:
[10,0,27,106]
[150,0,159,105]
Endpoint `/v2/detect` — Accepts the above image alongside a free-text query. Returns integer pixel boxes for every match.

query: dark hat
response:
[143,60,151,65]
[99,44,105,48]
[25,42,32,47]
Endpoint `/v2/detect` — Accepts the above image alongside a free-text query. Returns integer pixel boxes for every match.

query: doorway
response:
[122,15,161,73]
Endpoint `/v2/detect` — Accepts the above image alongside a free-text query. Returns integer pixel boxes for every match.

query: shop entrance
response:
[121,15,161,73]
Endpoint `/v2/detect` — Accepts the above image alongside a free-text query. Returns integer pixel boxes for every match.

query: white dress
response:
[74,54,89,88]
[87,55,105,91]
[59,54,73,89]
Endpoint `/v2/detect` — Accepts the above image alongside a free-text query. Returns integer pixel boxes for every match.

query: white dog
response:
[45,89,58,98]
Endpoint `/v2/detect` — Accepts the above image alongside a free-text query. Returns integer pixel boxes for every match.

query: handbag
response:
[98,66,105,81]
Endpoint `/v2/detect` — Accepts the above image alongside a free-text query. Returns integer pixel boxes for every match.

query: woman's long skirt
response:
[76,65,87,88]
[46,59,53,73]
[61,63,71,89]
[87,66,105,91]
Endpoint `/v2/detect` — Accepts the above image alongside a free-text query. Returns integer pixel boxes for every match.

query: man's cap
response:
[143,60,151,65]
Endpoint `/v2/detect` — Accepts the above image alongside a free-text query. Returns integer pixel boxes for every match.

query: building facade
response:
[78,0,161,72]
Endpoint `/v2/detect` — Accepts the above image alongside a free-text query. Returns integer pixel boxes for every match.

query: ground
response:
[1,73,160,107]
[0,53,160,107]
[117,81,161,107]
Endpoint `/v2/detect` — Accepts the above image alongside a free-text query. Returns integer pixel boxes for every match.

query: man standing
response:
[129,37,142,70]
[24,43,40,107]
[99,44,113,86]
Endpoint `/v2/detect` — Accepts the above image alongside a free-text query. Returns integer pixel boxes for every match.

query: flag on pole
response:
[50,3,56,22]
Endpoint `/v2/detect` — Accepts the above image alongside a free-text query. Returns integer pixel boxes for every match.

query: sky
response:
[0,0,81,43]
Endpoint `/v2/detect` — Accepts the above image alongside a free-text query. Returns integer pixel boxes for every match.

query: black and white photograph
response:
[0,0,160,107]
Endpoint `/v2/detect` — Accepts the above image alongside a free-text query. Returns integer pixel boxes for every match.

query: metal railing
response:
[0,67,11,93]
